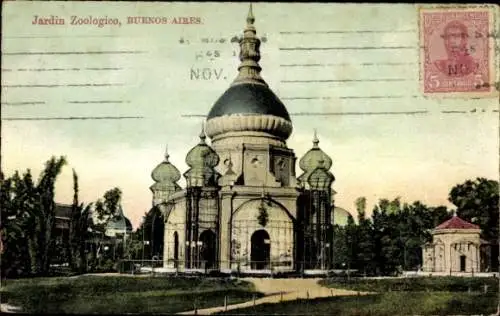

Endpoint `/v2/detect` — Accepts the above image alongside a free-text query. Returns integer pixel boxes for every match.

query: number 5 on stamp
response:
[419,7,497,96]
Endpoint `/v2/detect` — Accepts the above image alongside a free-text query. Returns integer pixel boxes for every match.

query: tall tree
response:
[68,169,92,273]
[449,178,499,271]
[355,199,375,275]
[36,156,67,274]
[449,178,498,242]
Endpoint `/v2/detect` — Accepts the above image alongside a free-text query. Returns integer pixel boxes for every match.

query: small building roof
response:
[435,215,480,230]
[55,204,73,219]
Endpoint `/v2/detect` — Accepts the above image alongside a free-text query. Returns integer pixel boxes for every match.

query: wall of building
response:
[423,230,481,273]
[230,198,294,271]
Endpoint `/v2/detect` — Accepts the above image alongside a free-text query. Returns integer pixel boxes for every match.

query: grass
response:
[216,292,497,315]
[217,277,499,315]
[0,275,264,314]
[319,276,499,292]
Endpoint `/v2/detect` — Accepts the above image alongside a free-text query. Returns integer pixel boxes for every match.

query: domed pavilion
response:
[150,4,340,274]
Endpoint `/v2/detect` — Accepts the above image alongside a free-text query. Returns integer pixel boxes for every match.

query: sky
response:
[2,2,499,229]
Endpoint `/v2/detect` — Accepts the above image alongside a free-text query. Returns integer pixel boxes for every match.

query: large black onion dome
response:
[207,83,291,121]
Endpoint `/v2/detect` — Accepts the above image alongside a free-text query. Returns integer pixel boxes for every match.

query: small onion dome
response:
[151,146,181,184]
[299,130,333,173]
[184,127,221,187]
[185,128,220,169]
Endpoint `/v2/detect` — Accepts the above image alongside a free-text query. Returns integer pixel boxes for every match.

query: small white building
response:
[422,214,482,273]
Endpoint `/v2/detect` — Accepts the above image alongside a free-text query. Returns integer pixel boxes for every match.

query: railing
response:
[117,259,341,277]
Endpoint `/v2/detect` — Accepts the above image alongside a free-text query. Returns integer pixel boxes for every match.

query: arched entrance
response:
[173,232,179,267]
[199,230,216,269]
[251,230,270,270]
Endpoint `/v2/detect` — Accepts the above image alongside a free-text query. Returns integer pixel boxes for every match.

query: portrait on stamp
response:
[421,9,492,94]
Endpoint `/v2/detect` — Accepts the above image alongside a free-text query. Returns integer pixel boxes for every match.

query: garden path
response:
[177,278,369,315]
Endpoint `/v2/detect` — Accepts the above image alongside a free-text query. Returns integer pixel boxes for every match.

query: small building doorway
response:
[251,230,270,270]
[460,255,466,272]
[173,232,179,267]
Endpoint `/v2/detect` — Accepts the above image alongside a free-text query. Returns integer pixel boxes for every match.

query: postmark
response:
[420,7,495,95]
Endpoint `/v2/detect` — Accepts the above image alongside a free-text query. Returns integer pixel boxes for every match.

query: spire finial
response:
[199,121,206,144]
[247,3,255,26]
[165,144,170,161]
[313,129,319,148]
[452,209,457,217]
[231,3,267,87]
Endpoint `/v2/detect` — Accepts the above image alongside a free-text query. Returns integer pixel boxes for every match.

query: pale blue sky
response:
[2,2,498,228]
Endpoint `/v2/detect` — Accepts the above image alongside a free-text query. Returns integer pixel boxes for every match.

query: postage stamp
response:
[420,7,494,95]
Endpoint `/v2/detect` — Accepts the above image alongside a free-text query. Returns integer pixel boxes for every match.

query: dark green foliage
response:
[134,205,164,260]
[337,179,498,276]
[449,178,498,242]
[0,157,127,278]
[338,196,452,276]
[0,156,67,277]
[68,169,92,273]
[95,187,123,223]
[1,276,262,314]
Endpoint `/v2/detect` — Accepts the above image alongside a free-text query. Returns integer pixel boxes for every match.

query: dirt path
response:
[0,303,22,313]
[178,278,368,315]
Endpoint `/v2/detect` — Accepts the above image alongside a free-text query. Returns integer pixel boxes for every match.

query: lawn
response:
[319,276,499,292]
[217,277,498,315]
[216,291,497,315]
[0,275,264,314]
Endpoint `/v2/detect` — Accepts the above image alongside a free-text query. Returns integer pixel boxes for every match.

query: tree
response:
[449,178,499,242]
[332,225,348,269]
[449,178,499,272]
[93,187,123,233]
[344,215,358,274]
[0,173,31,277]
[37,156,67,274]
[372,199,399,275]
[355,197,375,275]
[68,169,92,273]
[1,157,67,276]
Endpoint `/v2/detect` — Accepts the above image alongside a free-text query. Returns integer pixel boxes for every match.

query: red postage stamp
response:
[420,8,494,94]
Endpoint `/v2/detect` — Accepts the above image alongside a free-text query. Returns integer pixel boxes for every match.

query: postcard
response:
[1,2,499,315]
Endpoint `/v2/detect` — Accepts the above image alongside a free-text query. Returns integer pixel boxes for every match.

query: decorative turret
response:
[298,130,335,270]
[150,145,182,206]
[184,124,221,187]
[205,4,293,144]
[298,130,335,188]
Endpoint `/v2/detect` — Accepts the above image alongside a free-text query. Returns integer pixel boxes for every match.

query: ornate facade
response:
[422,214,490,273]
[150,5,343,273]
